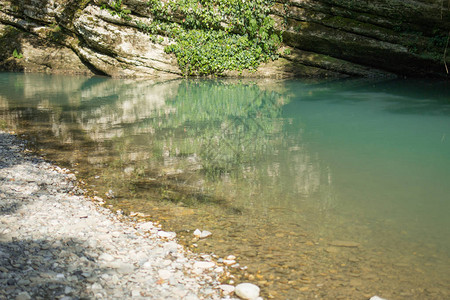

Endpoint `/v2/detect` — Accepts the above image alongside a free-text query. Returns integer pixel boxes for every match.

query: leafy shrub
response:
[101,0,131,20]
[101,0,281,76]
[148,0,281,76]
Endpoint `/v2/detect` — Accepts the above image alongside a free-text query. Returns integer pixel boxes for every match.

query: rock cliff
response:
[0,0,449,78]
[274,0,450,78]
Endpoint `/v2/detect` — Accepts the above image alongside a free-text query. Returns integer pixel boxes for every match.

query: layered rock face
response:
[0,0,449,78]
[0,0,180,77]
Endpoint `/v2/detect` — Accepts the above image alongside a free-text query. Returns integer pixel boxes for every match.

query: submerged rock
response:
[328,240,360,248]
[193,229,212,239]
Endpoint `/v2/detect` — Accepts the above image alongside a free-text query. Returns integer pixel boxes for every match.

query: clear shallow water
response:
[1,73,449,299]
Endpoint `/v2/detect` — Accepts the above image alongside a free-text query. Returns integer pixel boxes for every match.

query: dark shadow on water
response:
[289,78,450,116]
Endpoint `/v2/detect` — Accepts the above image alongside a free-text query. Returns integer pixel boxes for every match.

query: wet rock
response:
[325,247,340,253]
[223,260,236,266]
[193,229,212,239]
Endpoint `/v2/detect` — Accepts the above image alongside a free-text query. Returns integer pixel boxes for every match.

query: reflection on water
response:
[1,73,450,299]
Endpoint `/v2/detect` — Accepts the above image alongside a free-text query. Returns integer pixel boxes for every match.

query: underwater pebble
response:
[193,229,212,239]
[329,240,360,248]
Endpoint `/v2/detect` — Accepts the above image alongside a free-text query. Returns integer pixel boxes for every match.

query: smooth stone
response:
[193,261,215,269]
[223,259,236,266]
[235,283,260,300]
[193,229,212,238]
[142,261,153,269]
[157,231,176,239]
[370,297,387,300]
[91,282,102,290]
[193,229,202,237]
[15,292,32,300]
[118,263,135,274]
[218,284,235,295]
[158,269,172,280]
[200,231,212,238]
[325,247,340,253]
[99,253,115,262]
[138,222,154,231]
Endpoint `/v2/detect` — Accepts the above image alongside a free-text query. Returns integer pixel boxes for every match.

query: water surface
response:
[1,73,449,299]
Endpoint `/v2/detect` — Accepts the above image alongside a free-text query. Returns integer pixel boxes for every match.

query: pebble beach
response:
[0,131,247,300]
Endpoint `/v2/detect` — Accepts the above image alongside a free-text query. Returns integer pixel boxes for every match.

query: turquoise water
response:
[1,73,449,299]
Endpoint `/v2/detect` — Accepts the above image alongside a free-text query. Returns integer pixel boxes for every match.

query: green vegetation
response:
[12,49,23,59]
[101,0,131,20]
[103,0,281,76]
[155,0,281,76]
[164,30,271,75]
[283,48,291,55]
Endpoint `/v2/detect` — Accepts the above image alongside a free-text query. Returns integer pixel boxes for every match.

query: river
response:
[1,73,449,299]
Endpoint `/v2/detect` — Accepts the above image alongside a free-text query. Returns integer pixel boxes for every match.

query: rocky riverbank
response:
[0,130,249,300]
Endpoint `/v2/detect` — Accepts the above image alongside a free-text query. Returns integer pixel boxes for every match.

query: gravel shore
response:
[0,131,238,300]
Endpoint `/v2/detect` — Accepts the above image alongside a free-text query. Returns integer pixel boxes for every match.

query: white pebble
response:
[193,229,212,238]
[157,231,176,239]
[193,229,202,237]
[235,283,260,300]
[158,269,172,280]
[223,259,236,266]
[98,253,115,262]
[138,222,154,231]
[218,284,235,295]
[193,261,215,269]
[200,230,212,238]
